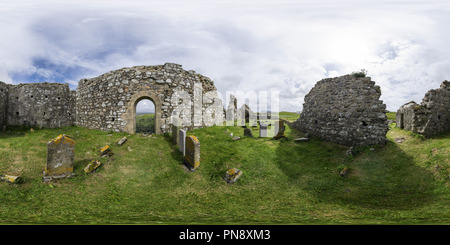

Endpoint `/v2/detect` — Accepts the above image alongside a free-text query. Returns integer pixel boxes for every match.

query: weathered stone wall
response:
[0,81,9,128]
[76,63,223,134]
[7,83,75,128]
[294,74,389,146]
[397,81,450,136]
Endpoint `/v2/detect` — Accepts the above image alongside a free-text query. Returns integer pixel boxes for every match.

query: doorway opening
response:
[136,99,155,134]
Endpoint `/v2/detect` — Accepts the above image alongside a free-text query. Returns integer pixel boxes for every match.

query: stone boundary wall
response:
[294,74,389,146]
[396,81,450,136]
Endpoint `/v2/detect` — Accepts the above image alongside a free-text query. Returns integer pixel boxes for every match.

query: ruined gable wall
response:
[397,81,450,136]
[75,63,223,134]
[7,83,75,128]
[294,74,389,146]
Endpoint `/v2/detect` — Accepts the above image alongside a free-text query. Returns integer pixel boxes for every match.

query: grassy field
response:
[136,113,155,134]
[0,112,449,224]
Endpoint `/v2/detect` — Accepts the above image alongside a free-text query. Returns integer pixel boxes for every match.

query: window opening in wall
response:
[136,99,155,134]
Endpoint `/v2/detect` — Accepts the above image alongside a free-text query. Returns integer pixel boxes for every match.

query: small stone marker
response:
[43,134,75,181]
[117,136,127,145]
[259,123,268,137]
[179,129,186,156]
[184,135,200,170]
[224,168,243,183]
[0,174,23,184]
[84,160,101,174]
[340,167,350,177]
[272,120,286,139]
[232,136,241,141]
[272,126,286,139]
[244,126,253,137]
[100,145,110,156]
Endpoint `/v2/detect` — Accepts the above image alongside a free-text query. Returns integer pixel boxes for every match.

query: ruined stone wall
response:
[397,81,450,136]
[76,63,223,134]
[0,81,9,128]
[7,83,75,128]
[294,74,389,146]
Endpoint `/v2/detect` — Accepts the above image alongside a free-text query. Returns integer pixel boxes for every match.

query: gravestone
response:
[179,129,186,156]
[272,120,286,140]
[224,168,243,184]
[259,123,268,137]
[185,135,200,170]
[172,124,180,145]
[84,160,101,174]
[244,126,253,137]
[117,136,127,145]
[43,134,75,181]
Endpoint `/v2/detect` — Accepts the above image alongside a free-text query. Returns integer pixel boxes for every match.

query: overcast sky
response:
[1,0,450,112]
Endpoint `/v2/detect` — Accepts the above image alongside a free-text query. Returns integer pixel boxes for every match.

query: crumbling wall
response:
[397,81,450,136]
[7,83,75,128]
[294,74,389,146]
[0,81,9,128]
[76,63,223,134]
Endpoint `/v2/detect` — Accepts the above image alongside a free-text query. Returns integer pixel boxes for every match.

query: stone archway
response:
[122,91,163,134]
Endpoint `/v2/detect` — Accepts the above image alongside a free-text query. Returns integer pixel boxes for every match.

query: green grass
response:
[278,111,300,122]
[136,113,155,134]
[0,113,449,224]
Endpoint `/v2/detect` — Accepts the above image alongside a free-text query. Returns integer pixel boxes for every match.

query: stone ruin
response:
[396,81,450,137]
[0,63,224,135]
[293,74,389,146]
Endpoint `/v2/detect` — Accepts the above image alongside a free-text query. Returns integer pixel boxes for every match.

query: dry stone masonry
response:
[294,74,389,146]
[396,81,450,137]
[76,63,223,134]
[0,63,223,135]
[0,81,75,129]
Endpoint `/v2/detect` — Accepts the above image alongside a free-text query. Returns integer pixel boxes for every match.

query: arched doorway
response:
[136,99,155,134]
[122,91,162,134]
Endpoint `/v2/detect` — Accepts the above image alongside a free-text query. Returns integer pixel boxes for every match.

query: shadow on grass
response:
[276,126,438,210]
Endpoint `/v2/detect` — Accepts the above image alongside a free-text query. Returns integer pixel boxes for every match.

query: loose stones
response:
[43,135,75,181]
[117,136,127,145]
[184,135,200,170]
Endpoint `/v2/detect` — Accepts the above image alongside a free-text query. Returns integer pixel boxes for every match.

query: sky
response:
[1,0,450,113]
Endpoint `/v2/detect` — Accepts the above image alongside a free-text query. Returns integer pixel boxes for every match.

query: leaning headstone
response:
[117,136,127,145]
[43,135,75,181]
[224,168,243,184]
[184,135,200,170]
[179,129,187,156]
[100,145,110,156]
[259,123,268,137]
[0,174,23,184]
[84,160,101,174]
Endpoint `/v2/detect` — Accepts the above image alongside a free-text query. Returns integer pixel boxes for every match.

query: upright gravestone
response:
[259,123,268,137]
[43,135,75,181]
[244,126,253,137]
[185,135,200,170]
[179,129,187,156]
[172,124,180,145]
[273,120,286,139]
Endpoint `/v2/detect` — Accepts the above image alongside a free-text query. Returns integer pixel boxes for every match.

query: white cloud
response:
[0,0,449,112]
